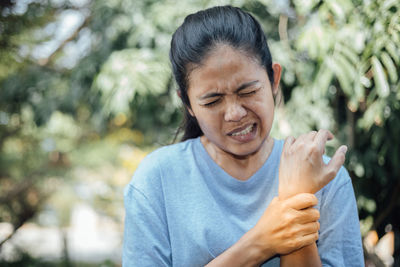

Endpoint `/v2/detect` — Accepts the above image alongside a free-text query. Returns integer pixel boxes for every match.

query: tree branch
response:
[38,15,91,66]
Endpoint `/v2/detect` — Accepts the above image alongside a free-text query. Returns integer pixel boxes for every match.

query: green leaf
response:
[371,56,390,98]
[336,43,359,66]
[385,41,400,64]
[94,48,170,114]
[359,100,383,130]
[354,79,366,101]
[313,64,333,97]
[325,1,345,21]
[326,56,352,95]
[380,52,398,83]
[336,52,357,79]
[374,35,388,54]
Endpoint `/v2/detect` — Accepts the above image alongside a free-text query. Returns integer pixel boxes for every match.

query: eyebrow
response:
[198,80,259,100]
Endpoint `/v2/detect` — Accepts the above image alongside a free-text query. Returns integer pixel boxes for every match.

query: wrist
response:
[205,227,274,267]
[241,227,275,265]
[278,188,294,200]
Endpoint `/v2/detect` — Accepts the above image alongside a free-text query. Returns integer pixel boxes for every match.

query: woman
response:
[123,6,363,266]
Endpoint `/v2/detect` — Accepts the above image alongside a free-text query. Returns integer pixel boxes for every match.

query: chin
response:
[224,140,264,158]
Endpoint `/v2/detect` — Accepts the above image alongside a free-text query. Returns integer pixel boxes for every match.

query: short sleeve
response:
[317,168,364,266]
[123,181,171,266]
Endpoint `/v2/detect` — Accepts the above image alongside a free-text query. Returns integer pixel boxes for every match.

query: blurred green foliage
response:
[0,0,399,264]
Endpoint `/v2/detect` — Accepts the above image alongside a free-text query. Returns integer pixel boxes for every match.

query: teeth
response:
[231,124,253,136]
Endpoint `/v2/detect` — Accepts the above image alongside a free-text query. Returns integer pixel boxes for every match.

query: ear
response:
[271,63,282,95]
[178,90,195,117]
[187,106,195,117]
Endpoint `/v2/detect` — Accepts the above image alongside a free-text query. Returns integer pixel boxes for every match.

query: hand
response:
[249,193,320,258]
[278,129,347,199]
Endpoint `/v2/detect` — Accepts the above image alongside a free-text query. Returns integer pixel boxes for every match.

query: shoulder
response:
[137,137,196,175]
[125,138,198,195]
[318,155,353,202]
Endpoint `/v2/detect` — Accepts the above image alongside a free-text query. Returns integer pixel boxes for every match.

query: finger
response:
[299,232,319,247]
[283,136,295,149]
[313,129,333,154]
[295,208,320,224]
[298,221,320,236]
[295,132,310,143]
[283,136,295,155]
[325,145,347,181]
[287,232,319,253]
[307,131,318,141]
[285,193,318,210]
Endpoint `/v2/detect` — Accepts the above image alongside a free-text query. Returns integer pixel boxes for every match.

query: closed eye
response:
[239,90,257,96]
[203,98,221,107]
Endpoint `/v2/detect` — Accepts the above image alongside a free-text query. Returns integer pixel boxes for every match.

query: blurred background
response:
[0,0,399,266]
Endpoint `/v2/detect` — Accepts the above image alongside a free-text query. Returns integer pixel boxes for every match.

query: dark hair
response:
[170,5,274,141]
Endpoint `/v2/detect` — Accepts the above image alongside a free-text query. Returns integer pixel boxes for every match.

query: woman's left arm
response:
[281,169,364,266]
[277,129,348,267]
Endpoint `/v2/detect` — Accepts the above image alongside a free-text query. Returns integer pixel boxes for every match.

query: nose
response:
[224,101,247,122]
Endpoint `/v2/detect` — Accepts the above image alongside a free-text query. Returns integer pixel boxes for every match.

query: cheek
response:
[247,97,275,122]
[194,110,220,133]
[198,117,220,135]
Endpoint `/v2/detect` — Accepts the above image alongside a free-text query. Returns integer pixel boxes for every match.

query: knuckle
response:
[325,168,337,179]
[285,228,295,239]
[292,225,300,235]
[285,136,294,145]
[280,199,288,209]
[313,209,320,220]
[320,129,328,135]
[293,238,301,248]
[309,143,317,153]
[314,232,319,241]
[288,238,298,249]
[307,194,318,205]
[284,213,294,224]
[296,141,304,150]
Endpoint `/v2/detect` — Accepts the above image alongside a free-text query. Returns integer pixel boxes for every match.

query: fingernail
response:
[340,145,348,154]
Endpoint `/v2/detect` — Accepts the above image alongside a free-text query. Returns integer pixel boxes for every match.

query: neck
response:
[200,136,274,181]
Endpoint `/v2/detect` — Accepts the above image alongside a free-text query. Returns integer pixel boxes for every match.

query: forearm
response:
[205,229,274,267]
[280,243,321,267]
[278,193,321,267]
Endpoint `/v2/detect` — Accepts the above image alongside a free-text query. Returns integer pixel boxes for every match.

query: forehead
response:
[187,45,266,95]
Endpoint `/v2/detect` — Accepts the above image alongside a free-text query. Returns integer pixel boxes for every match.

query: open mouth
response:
[227,123,257,142]
[229,124,254,136]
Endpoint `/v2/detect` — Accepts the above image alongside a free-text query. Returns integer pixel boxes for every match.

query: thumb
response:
[325,145,347,182]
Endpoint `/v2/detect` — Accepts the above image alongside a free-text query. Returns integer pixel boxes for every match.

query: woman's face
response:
[187,45,281,157]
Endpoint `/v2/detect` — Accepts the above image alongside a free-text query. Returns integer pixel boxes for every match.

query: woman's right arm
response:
[123,184,172,266]
[205,193,320,266]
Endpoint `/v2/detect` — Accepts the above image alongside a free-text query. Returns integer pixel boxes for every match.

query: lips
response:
[227,123,256,136]
[227,123,257,143]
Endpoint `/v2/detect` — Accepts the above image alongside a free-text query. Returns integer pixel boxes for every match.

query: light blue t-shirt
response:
[123,138,364,266]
